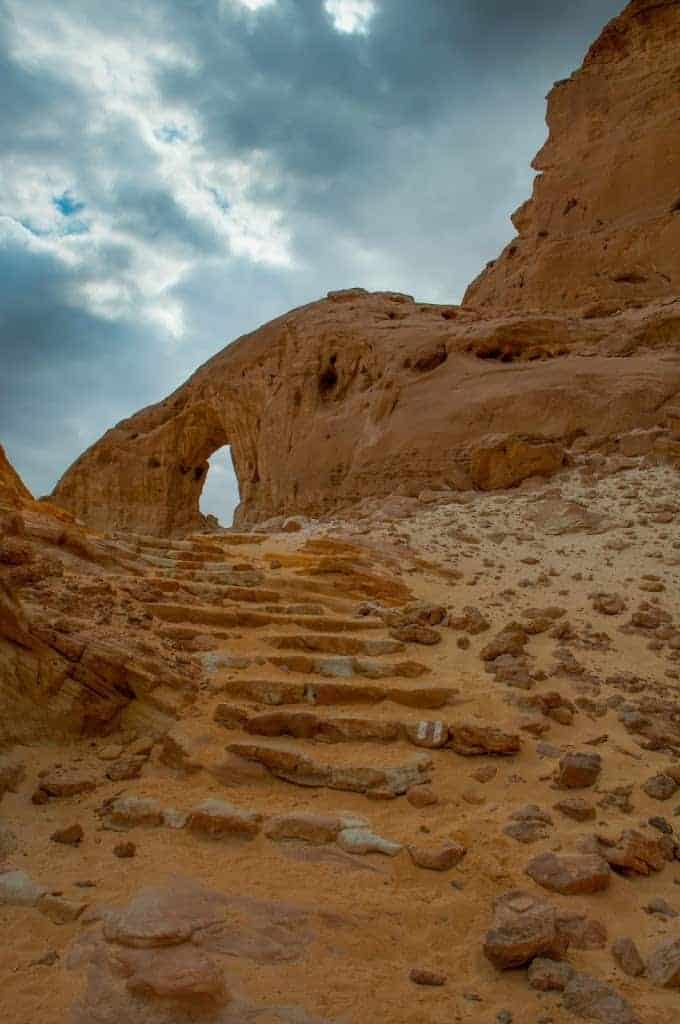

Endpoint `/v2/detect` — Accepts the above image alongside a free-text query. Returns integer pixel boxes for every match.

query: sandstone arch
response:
[51,292,680,535]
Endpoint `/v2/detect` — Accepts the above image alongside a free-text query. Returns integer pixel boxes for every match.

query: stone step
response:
[200,651,430,679]
[211,677,455,710]
[199,650,430,679]
[187,532,268,547]
[266,652,429,679]
[225,737,432,797]
[150,562,264,581]
[267,634,405,657]
[137,578,283,604]
[148,603,382,634]
[102,793,404,859]
[213,704,521,756]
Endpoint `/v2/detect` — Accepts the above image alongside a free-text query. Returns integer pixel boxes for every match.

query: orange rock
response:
[465,0,680,314]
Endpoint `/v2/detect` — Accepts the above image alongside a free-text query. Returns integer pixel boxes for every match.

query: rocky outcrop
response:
[0,443,32,506]
[464,0,680,313]
[49,294,680,533]
[0,479,199,745]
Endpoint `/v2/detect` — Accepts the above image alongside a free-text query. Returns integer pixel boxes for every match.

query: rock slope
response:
[1,458,680,1022]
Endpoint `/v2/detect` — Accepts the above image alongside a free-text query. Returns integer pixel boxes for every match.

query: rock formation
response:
[0,444,32,506]
[465,0,680,313]
[47,296,680,534]
[48,0,680,535]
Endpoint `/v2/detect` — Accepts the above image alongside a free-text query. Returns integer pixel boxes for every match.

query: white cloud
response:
[324,0,377,35]
[225,0,277,12]
[1,1,292,342]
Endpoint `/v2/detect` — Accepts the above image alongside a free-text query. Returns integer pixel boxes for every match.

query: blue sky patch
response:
[53,191,85,216]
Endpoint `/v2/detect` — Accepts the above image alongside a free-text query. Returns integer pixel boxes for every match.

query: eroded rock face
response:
[48,293,680,534]
[464,0,680,315]
[70,878,336,1023]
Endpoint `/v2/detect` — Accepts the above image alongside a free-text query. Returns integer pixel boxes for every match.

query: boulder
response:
[525,852,610,895]
[555,751,602,789]
[482,889,569,970]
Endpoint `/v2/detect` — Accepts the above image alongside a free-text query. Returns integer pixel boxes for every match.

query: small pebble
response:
[113,841,136,859]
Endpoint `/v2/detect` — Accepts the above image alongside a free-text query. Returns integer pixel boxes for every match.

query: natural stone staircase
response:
[97,532,520,827]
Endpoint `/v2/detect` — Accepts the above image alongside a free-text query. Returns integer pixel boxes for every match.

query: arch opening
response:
[199,445,240,528]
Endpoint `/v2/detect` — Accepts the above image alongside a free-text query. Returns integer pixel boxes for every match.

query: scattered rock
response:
[647,937,680,987]
[50,823,84,846]
[409,968,446,986]
[554,796,596,822]
[555,751,602,789]
[562,972,639,1024]
[406,785,438,808]
[408,842,466,871]
[643,774,678,801]
[483,889,569,970]
[481,624,528,661]
[526,852,610,894]
[611,937,645,978]
[591,829,667,875]
[504,805,553,845]
[528,957,575,991]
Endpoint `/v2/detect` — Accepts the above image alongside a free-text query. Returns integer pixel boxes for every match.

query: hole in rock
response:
[199,446,240,528]
[319,363,338,395]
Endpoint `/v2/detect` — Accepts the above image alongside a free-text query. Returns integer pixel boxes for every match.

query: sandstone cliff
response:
[45,0,680,533]
[464,0,680,312]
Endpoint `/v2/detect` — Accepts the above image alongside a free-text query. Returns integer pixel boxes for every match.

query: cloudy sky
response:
[0,0,623,523]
